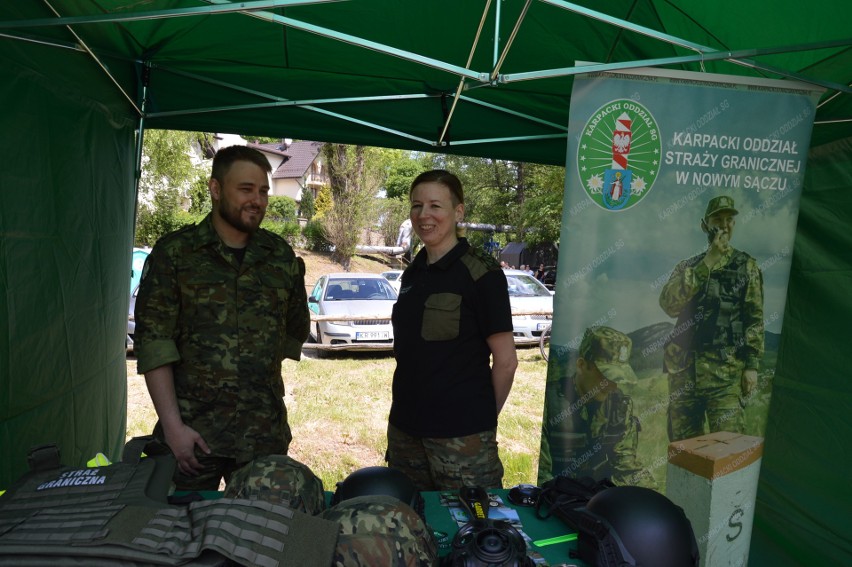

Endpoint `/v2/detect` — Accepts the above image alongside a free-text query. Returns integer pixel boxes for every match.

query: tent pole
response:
[200,0,487,82]
[492,0,500,66]
[1,0,337,29]
[132,63,151,241]
[438,0,494,146]
[489,0,532,83]
[41,0,141,116]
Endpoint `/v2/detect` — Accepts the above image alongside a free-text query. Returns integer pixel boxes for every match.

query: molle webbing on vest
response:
[1,497,339,567]
[0,503,124,545]
[0,439,340,566]
[136,499,294,563]
[123,498,339,567]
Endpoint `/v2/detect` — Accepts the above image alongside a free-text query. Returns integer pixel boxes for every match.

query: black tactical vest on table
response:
[0,437,339,566]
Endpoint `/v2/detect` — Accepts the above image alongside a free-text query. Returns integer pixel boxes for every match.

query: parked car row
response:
[304,268,553,352]
[128,260,553,356]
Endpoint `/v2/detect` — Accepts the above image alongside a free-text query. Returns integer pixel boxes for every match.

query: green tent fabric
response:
[1,2,850,564]
[1,38,137,484]
[751,136,852,566]
[1,1,850,164]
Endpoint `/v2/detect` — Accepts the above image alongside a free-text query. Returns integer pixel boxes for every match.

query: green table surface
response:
[422,489,587,567]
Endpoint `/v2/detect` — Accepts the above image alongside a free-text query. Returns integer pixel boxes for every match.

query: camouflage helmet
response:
[223,454,326,515]
[579,326,638,386]
[703,195,738,220]
[321,494,439,567]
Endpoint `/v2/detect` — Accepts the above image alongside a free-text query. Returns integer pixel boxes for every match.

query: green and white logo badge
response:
[578,99,661,211]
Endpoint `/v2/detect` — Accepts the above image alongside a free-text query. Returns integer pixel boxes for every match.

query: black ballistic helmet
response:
[575,486,700,567]
[331,466,425,518]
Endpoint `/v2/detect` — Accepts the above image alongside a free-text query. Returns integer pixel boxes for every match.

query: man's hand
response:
[741,368,758,399]
[703,227,730,268]
[163,424,211,476]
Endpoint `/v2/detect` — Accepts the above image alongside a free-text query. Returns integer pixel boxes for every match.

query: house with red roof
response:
[248,139,328,203]
[210,134,328,205]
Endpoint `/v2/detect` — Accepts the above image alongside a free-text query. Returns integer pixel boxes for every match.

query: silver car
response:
[504,269,554,344]
[380,270,404,293]
[126,284,139,354]
[308,273,398,351]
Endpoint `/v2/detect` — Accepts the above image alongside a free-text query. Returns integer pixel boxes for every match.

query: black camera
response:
[441,486,534,567]
[443,518,533,567]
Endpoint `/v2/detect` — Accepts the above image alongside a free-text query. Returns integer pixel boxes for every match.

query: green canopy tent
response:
[1,2,850,564]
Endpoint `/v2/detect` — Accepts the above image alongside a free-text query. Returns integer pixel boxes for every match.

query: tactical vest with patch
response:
[0,438,338,566]
[668,250,750,356]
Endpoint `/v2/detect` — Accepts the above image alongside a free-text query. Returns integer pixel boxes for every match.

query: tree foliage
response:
[133,130,567,262]
[375,196,410,248]
[413,153,564,250]
[313,183,333,219]
[187,172,211,215]
[378,149,429,199]
[521,163,565,246]
[135,130,209,246]
[320,144,383,270]
[299,186,315,220]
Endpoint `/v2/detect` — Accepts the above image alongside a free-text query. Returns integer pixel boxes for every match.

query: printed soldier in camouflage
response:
[538,327,656,489]
[322,494,439,567]
[224,454,326,515]
[659,195,764,442]
[134,145,310,491]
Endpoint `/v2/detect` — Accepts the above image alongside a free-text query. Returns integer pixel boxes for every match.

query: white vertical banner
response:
[538,68,821,558]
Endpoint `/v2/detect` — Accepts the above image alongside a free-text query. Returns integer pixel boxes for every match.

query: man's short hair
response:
[211,145,272,185]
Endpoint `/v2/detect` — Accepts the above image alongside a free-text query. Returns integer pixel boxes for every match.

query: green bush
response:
[300,187,315,220]
[262,218,301,241]
[303,220,333,252]
[266,196,298,222]
[314,184,332,219]
[176,209,206,226]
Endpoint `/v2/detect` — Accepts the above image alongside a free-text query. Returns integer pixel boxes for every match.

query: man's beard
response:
[218,198,264,234]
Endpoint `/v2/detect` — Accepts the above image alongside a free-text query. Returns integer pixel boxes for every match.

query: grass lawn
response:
[126,248,548,491]
[126,345,547,492]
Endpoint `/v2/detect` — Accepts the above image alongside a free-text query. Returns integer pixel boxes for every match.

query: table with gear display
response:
[178,488,587,565]
[422,488,587,567]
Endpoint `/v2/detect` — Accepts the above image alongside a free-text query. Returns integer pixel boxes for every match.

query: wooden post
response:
[666,431,764,567]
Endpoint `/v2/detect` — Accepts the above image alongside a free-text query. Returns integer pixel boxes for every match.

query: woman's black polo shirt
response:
[389,239,512,438]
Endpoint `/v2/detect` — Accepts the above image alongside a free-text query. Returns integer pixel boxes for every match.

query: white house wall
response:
[273,178,303,201]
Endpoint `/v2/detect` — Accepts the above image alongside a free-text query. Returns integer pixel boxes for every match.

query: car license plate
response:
[356,331,389,340]
[537,323,550,331]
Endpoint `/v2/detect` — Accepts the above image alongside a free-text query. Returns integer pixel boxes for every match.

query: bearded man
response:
[134,145,310,490]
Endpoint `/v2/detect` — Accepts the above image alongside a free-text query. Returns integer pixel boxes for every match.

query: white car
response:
[380,270,404,293]
[126,284,139,354]
[504,269,554,344]
[308,273,398,351]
